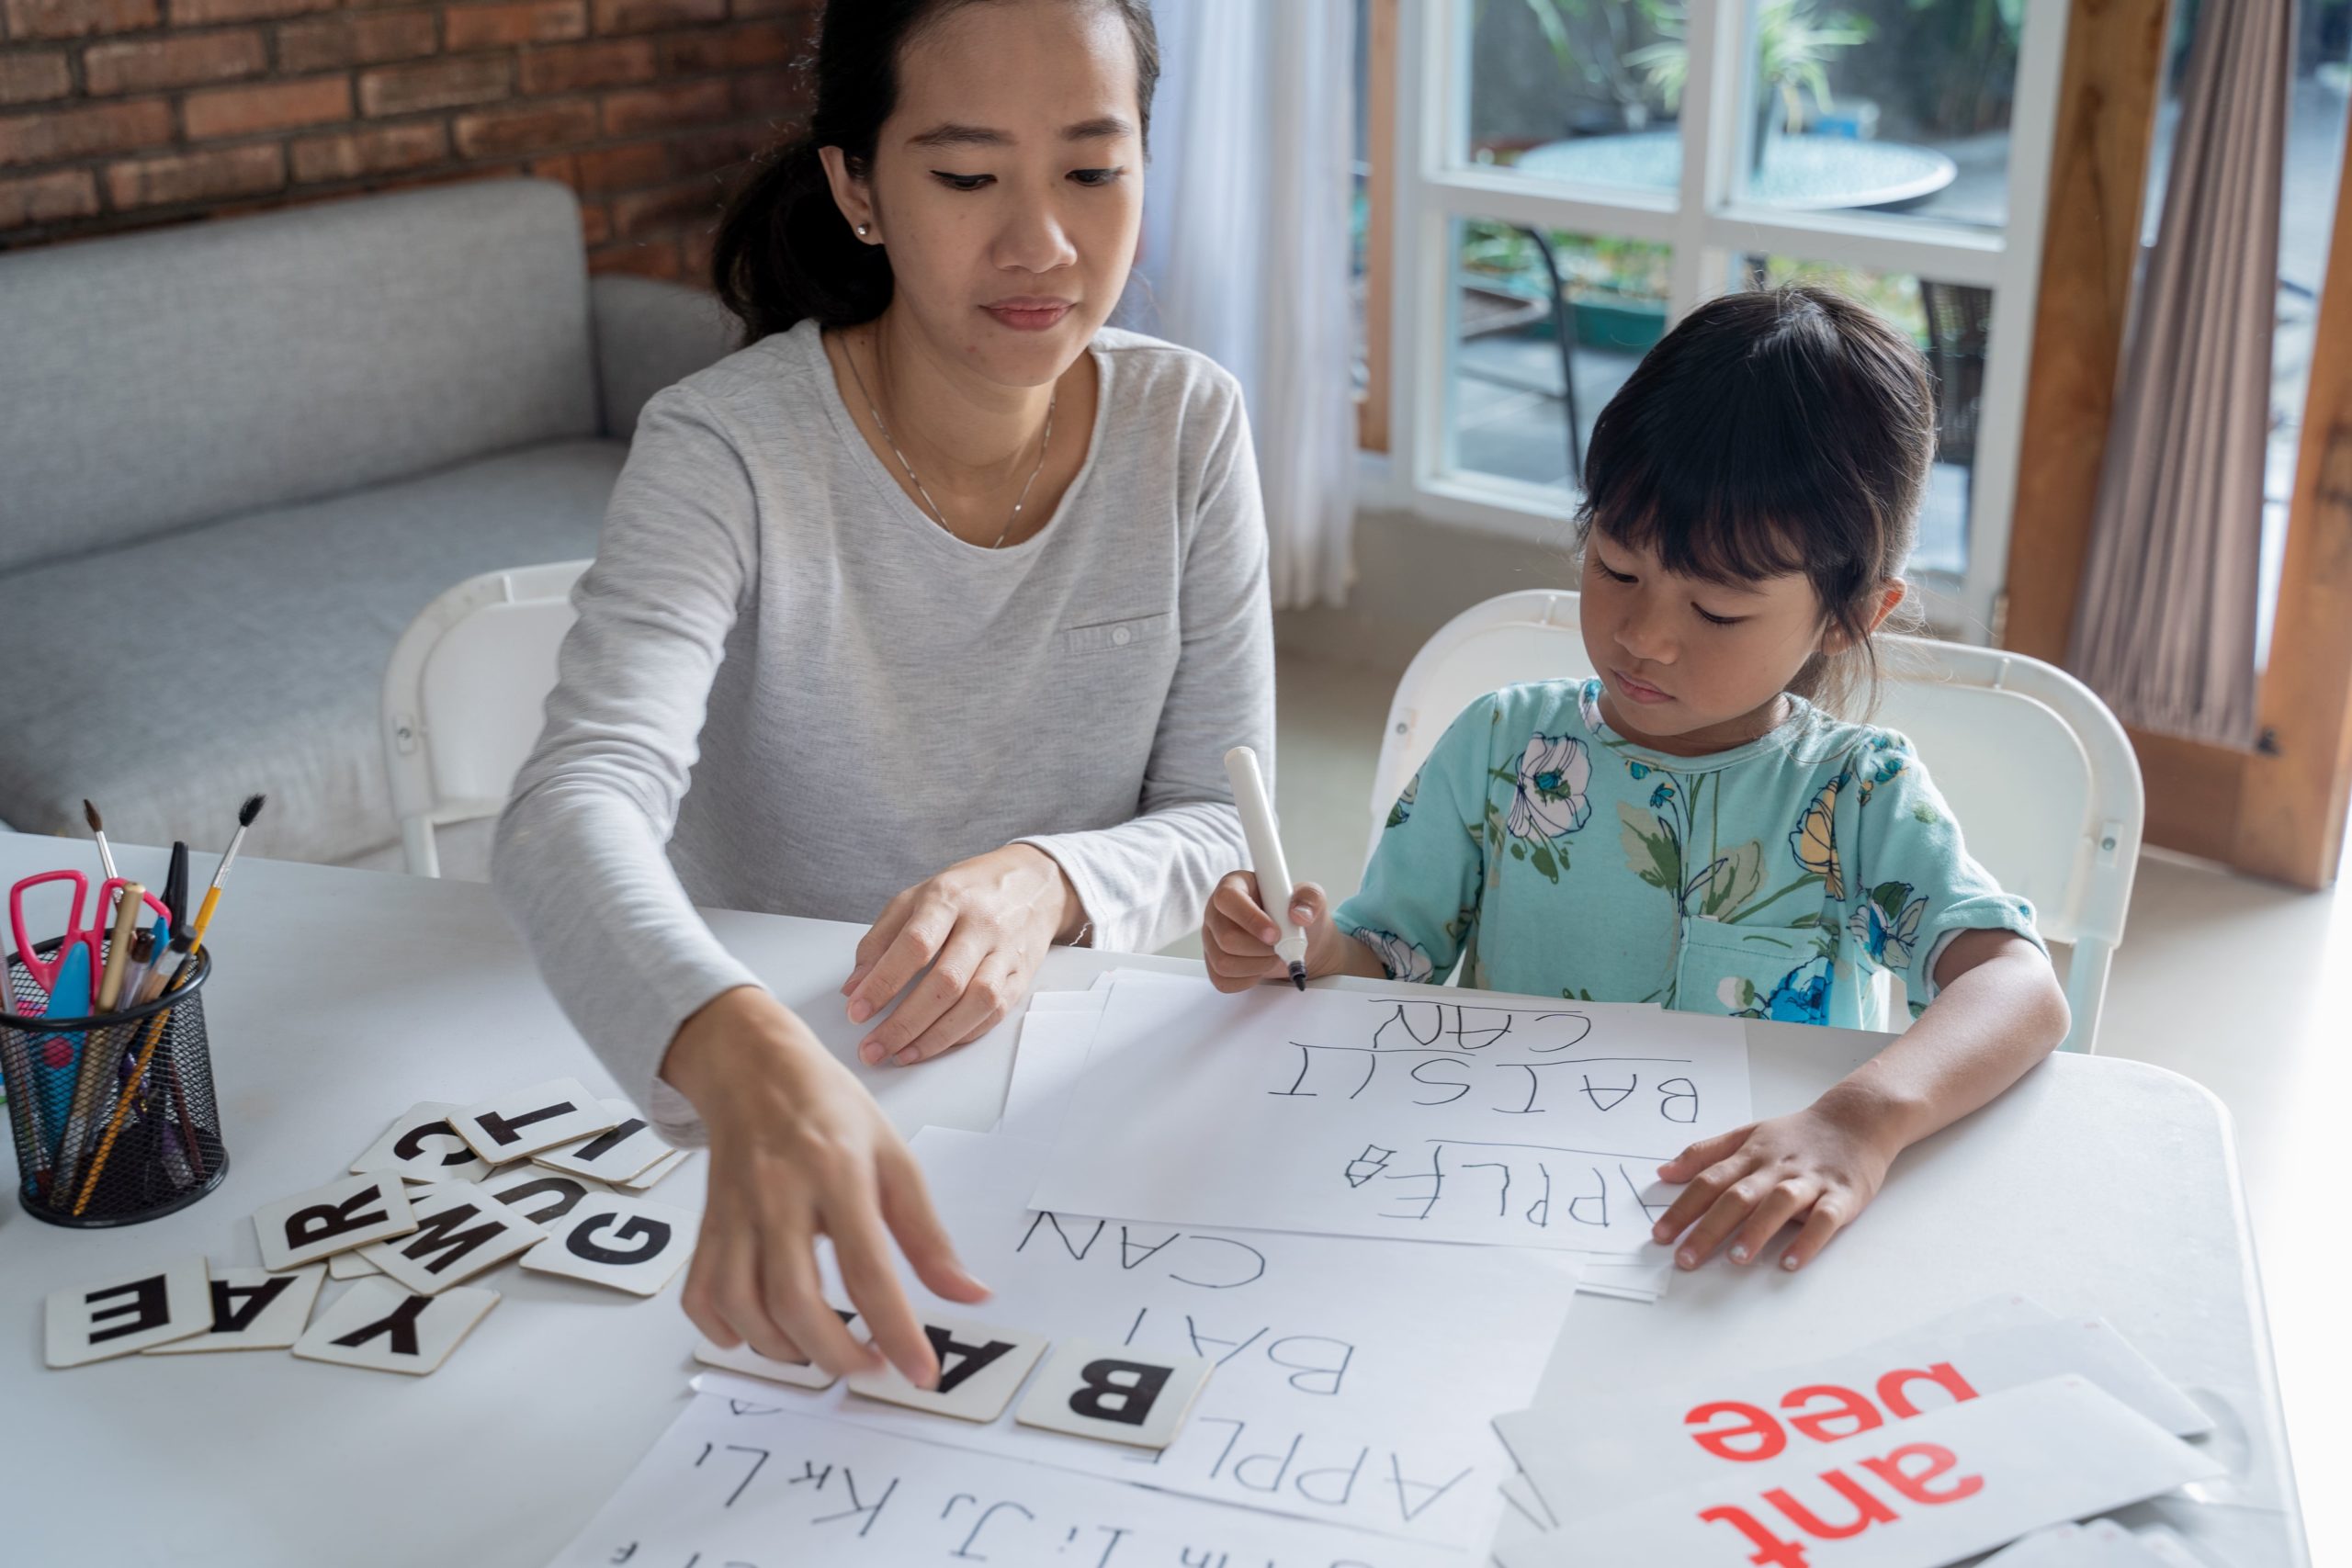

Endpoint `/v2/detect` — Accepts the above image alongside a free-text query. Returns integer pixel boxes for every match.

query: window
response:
[1368,0,2073,638]
[1447,223,1670,496]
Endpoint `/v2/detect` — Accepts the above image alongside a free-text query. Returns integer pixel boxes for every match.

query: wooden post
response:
[1999,0,2175,663]
[2233,129,2352,887]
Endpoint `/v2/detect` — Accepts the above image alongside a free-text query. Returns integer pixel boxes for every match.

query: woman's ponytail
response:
[712,135,893,344]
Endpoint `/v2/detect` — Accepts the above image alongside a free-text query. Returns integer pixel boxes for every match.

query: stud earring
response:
[857,224,871,237]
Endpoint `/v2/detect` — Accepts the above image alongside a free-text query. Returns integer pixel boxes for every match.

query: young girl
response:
[1205,286,2070,1275]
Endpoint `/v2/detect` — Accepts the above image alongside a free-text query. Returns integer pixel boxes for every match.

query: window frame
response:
[1366,0,2075,639]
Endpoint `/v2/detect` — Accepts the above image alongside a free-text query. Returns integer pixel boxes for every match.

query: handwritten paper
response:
[1495,1295,2212,1526]
[1007,988,1676,1301]
[1493,1377,2221,1568]
[545,1393,1459,1568]
[696,1126,1578,1551]
[1027,974,1748,1252]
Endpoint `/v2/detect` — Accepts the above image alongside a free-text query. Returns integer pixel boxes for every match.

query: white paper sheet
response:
[1499,1472,1556,1531]
[1003,986,1677,1301]
[697,1125,1579,1551]
[544,1393,1461,1568]
[1028,974,1748,1252]
[994,1007,1102,1141]
[1982,1519,2209,1565]
[1495,1295,2211,1525]
[1493,1377,2221,1568]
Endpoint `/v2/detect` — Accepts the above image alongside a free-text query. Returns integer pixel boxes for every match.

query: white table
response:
[1,837,2308,1565]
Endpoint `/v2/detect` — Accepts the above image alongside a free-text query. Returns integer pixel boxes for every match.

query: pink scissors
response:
[8,870,173,1011]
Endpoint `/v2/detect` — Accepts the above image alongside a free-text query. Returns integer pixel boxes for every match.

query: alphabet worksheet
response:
[1027,974,1751,1252]
[695,1126,1581,1551]
[548,1393,1459,1568]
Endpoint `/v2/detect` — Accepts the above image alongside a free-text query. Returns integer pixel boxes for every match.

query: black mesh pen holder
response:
[2,940,228,1227]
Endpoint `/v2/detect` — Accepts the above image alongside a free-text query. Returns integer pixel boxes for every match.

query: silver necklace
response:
[845,327,1055,549]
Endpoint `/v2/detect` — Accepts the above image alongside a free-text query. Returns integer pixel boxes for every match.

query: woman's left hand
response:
[842,844,1081,1066]
[1649,1088,1902,1273]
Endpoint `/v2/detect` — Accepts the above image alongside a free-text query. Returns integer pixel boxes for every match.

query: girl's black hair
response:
[712,0,1159,344]
[1573,284,1935,715]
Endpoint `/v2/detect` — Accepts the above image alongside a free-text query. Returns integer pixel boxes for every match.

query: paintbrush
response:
[83,799,119,884]
[190,793,266,947]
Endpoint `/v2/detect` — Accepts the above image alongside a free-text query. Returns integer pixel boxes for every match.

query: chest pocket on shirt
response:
[1060,612,1171,655]
[1676,917,1836,1025]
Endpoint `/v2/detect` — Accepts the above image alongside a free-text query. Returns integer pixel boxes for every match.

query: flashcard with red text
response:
[1495,1296,2210,1524]
[1492,1377,2218,1568]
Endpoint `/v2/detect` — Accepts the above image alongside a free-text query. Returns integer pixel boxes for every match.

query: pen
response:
[1222,746,1309,990]
[161,840,189,940]
[119,929,157,1014]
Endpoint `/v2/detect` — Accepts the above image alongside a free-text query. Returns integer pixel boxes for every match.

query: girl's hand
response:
[1649,1087,1902,1272]
[842,844,1080,1066]
[1202,874,1358,991]
[665,987,989,1387]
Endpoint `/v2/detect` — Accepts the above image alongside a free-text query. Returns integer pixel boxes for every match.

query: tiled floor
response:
[1254,648,2344,1563]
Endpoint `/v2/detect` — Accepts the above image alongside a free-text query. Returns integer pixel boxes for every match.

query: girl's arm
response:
[1204,874,1395,988]
[1206,694,1500,990]
[1650,929,2069,1272]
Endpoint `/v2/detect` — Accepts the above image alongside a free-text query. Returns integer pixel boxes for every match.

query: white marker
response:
[1222,746,1307,990]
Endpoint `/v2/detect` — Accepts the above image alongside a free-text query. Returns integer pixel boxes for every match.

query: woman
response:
[492,0,1272,1393]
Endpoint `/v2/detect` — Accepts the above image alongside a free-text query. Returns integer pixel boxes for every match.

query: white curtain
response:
[2067,0,2288,746]
[1136,0,1358,610]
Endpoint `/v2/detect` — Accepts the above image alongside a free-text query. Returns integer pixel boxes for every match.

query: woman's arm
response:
[1650,930,2068,1271]
[493,387,764,1127]
[492,387,978,1387]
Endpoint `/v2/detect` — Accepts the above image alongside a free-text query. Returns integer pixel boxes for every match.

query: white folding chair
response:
[1367,590,2143,1053]
[381,559,589,877]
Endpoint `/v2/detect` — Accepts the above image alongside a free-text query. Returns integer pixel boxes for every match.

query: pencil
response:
[51,883,148,1199]
[72,938,194,1216]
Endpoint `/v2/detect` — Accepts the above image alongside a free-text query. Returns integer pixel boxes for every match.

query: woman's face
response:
[848,0,1144,386]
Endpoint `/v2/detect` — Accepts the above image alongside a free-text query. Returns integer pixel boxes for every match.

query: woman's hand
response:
[1649,1085,1904,1273]
[1200,874,1372,991]
[665,986,989,1388]
[841,844,1080,1066]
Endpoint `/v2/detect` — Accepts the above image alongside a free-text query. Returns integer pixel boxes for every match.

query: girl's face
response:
[1578,530,1857,753]
[834,0,1144,386]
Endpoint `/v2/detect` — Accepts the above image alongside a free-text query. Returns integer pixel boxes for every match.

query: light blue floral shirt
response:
[1335,679,2041,1029]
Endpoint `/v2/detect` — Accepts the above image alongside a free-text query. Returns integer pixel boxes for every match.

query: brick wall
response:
[0,0,820,281]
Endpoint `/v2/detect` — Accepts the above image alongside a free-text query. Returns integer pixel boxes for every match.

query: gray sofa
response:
[0,178,738,869]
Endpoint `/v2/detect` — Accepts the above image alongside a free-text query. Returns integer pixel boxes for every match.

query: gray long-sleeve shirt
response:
[491,319,1273,1140]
